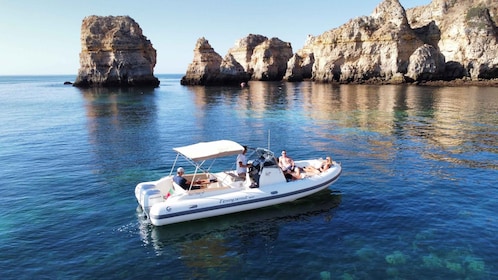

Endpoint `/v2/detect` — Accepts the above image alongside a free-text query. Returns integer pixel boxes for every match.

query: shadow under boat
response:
[137,188,342,247]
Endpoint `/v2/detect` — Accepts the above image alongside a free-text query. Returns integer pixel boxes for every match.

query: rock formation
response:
[285,0,425,83]
[180,38,249,86]
[285,0,498,83]
[225,34,293,80]
[249,37,293,81]
[181,0,497,85]
[73,16,159,87]
[406,44,446,81]
[227,34,268,73]
[406,0,498,80]
[284,35,316,82]
[181,34,292,85]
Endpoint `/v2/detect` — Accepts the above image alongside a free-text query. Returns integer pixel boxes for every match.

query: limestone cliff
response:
[286,0,498,82]
[182,34,292,85]
[73,16,159,87]
[284,36,315,82]
[406,0,498,80]
[286,0,424,83]
[249,37,293,81]
[227,34,268,73]
[180,38,249,86]
[182,0,497,84]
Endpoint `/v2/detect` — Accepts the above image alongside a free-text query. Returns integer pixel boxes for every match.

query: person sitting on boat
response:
[320,156,333,172]
[304,156,333,174]
[236,145,251,178]
[278,150,301,179]
[173,167,191,190]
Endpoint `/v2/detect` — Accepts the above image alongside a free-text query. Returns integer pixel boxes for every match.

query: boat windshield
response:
[247,147,277,167]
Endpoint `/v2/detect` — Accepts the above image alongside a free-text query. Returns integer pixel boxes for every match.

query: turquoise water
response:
[0,75,496,279]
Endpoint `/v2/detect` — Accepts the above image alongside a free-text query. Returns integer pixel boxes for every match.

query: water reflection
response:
[77,86,163,176]
[124,81,496,278]
[78,87,157,116]
[137,190,341,270]
[185,83,497,169]
[185,81,291,117]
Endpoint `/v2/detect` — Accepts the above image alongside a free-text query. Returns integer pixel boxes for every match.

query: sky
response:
[0,0,431,75]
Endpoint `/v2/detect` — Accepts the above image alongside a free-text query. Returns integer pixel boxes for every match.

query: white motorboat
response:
[135,140,342,226]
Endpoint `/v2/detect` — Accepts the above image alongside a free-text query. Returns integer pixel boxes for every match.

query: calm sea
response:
[0,75,496,279]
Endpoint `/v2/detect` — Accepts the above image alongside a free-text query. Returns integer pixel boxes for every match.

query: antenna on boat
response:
[267,129,271,150]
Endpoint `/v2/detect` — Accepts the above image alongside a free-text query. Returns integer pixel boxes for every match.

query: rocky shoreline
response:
[298,77,498,87]
[181,0,498,86]
[73,0,497,88]
[415,79,498,87]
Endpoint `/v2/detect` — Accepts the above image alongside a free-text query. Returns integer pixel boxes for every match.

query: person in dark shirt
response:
[173,167,190,190]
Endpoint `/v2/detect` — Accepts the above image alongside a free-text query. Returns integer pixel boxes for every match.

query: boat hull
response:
[135,141,342,226]
[148,166,341,226]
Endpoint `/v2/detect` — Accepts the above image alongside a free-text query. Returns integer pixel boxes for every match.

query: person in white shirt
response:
[236,146,251,178]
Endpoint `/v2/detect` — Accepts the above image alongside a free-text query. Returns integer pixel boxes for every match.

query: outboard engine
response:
[137,183,156,204]
[141,189,163,215]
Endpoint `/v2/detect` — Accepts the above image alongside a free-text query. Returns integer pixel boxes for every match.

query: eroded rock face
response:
[284,36,315,82]
[182,34,292,85]
[73,16,159,87]
[227,34,268,73]
[225,34,293,81]
[407,44,446,81]
[183,0,497,84]
[249,37,293,81]
[407,0,498,80]
[287,0,424,83]
[180,38,249,86]
[286,0,498,82]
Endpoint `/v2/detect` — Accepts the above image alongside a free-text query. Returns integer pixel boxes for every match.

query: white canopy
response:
[173,140,245,161]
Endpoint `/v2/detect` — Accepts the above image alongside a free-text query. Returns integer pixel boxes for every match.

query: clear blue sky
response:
[0,0,430,75]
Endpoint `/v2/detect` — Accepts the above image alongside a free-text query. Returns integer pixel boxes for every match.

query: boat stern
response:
[135,176,176,214]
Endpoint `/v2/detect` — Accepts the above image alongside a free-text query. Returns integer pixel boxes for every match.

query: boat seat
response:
[172,182,187,194]
[223,171,245,182]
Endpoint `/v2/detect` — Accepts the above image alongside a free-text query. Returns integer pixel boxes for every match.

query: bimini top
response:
[173,140,245,161]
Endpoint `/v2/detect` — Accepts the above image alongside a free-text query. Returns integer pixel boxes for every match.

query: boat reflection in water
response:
[136,189,341,257]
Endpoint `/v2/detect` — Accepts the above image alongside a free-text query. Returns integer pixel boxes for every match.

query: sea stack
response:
[181,34,293,85]
[181,37,250,86]
[73,15,159,87]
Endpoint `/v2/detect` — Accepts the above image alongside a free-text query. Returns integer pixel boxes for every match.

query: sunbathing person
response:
[304,156,333,174]
[320,157,333,172]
